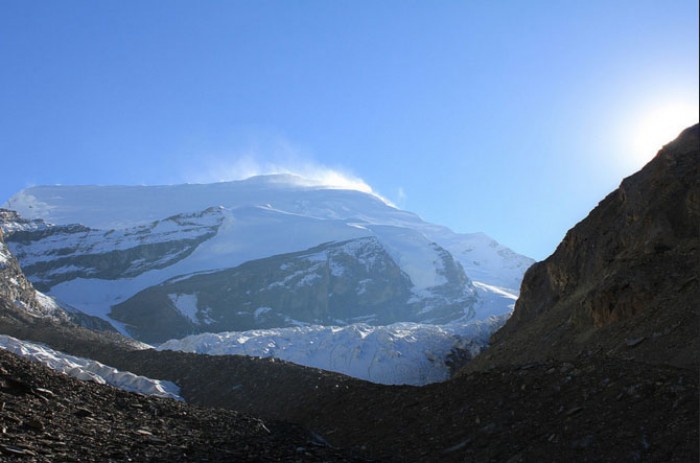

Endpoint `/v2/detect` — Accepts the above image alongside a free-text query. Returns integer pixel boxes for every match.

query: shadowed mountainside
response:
[468,124,699,372]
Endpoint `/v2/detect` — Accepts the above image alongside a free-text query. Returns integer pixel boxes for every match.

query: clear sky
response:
[1,1,698,260]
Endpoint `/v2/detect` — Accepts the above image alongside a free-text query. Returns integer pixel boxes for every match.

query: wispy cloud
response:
[395,187,407,207]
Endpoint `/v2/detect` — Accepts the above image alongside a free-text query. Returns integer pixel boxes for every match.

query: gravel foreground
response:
[0,311,697,463]
[0,349,372,463]
[110,349,700,463]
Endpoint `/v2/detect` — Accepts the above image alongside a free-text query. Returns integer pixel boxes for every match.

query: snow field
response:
[159,317,507,386]
[0,335,183,400]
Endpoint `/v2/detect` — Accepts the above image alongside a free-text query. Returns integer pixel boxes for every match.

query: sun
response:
[629,101,699,164]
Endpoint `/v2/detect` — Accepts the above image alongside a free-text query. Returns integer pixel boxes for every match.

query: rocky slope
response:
[0,219,112,331]
[469,123,699,371]
[0,349,369,463]
[4,314,696,463]
[2,304,695,463]
[0,224,68,322]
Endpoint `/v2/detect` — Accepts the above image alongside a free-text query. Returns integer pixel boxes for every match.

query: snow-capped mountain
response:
[2,175,533,343]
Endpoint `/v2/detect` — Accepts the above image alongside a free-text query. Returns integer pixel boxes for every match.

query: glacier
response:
[159,316,507,386]
[0,334,182,400]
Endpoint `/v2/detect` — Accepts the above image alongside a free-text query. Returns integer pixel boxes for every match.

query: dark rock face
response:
[472,124,699,370]
[110,237,476,344]
[2,206,479,341]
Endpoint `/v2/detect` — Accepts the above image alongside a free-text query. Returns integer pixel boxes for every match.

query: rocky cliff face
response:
[0,213,114,331]
[110,237,477,343]
[1,198,486,343]
[0,221,68,322]
[1,208,224,291]
[471,124,699,370]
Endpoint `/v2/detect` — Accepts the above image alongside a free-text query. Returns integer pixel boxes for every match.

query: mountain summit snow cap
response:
[234,172,394,206]
[3,174,395,230]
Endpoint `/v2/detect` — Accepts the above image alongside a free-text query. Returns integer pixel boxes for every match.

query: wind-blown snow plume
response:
[186,150,392,204]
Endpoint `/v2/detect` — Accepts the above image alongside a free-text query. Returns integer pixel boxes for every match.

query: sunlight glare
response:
[630,101,699,164]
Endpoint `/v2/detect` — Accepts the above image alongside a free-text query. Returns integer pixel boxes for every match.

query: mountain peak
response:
[1,176,533,340]
[3,174,394,230]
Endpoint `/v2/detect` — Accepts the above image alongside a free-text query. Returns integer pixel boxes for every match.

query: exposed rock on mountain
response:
[1,212,491,387]
[0,221,66,321]
[470,124,699,371]
[0,239,143,355]
[1,207,224,291]
[0,236,370,461]
[111,237,476,343]
[0,217,112,331]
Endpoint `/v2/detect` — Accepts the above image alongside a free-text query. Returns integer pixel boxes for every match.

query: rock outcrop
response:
[0,215,114,331]
[111,237,476,343]
[0,223,66,321]
[470,124,699,370]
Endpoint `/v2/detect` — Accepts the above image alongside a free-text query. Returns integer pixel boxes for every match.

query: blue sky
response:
[1,1,698,260]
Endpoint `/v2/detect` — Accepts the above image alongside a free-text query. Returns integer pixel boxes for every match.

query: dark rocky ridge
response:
[468,124,699,371]
[0,225,67,322]
[110,237,418,343]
